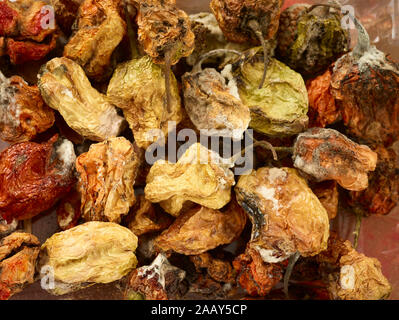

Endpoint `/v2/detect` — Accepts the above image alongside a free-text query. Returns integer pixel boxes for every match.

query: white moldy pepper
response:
[182,61,250,140]
[0,72,54,143]
[76,137,142,223]
[293,128,378,191]
[125,253,186,300]
[39,221,138,295]
[317,233,392,300]
[145,143,235,216]
[38,57,125,142]
[330,12,399,146]
[235,167,329,262]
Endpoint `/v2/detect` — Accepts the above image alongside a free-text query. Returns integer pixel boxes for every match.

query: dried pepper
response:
[293,128,377,191]
[39,221,138,295]
[0,72,54,143]
[233,245,285,297]
[56,188,81,231]
[186,12,252,66]
[155,199,246,255]
[190,253,236,284]
[38,57,125,142]
[50,0,81,35]
[63,0,127,81]
[0,218,17,238]
[277,3,349,77]
[107,56,182,149]
[0,232,40,300]
[317,233,391,300]
[0,135,76,223]
[132,0,194,66]
[0,0,58,64]
[236,48,309,137]
[182,50,250,140]
[349,143,399,215]
[125,253,186,300]
[131,0,194,112]
[210,0,283,87]
[330,12,399,146]
[76,137,141,223]
[310,181,339,220]
[235,167,330,261]
[306,68,340,128]
[125,195,173,236]
[145,143,235,216]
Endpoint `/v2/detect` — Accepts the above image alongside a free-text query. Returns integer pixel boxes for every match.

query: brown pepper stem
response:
[163,51,172,117]
[283,251,301,299]
[23,218,32,233]
[193,49,243,73]
[247,20,268,89]
[124,2,139,60]
[353,211,363,249]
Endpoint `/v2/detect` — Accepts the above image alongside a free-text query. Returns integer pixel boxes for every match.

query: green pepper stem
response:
[193,49,243,73]
[247,20,268,89]
[283,251,301,299]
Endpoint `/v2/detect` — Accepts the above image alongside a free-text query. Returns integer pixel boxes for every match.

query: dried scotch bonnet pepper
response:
[38,57,125,142]
[155,199,247,255]
[125,253,186,300]
[132,0,195,66]
[182,50,250,140]
[210,0,283,88]
[0,232,40,300]
[210,0,283,44]
[235,167,330,262]
[76,137,142,223]
[107,56,182,149]
[0,72,54,143]
[0,0,58,64]
[0,135,76,223]
[39,221,138,295]
[63,0,127,81]
[293,128,377,191]
[317,233,392,300]
[277,3,349,77]
[236,48,309,137]
[330,12,399,146]
[144,143,235,216]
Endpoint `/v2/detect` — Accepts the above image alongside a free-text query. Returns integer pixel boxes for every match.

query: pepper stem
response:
[353,208,363,249]
[283,251,301,299]
[345,11,371,59]
[163,51,173,117]
[23,218,32,234]
[124,2,139,60]
[231,131,294,163]
[193,49,243,73]
[247,20,268,89]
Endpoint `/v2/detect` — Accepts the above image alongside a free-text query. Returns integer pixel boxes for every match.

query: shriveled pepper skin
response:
[0,0,58,64]
[0,135,76,223]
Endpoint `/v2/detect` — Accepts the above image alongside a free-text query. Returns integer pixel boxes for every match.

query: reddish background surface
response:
[2,0,398,300]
